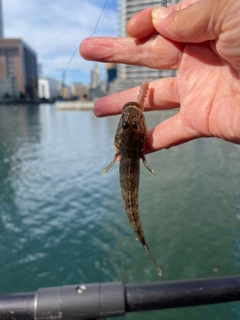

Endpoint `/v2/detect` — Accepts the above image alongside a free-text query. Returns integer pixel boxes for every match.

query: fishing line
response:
[89,0,109,38]
[62,0,109,88]
[153,0,167,39]
[63,0,167,88]
[162,0,167,7]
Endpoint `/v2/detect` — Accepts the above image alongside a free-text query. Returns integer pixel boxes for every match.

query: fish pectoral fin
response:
[141,154,156,176]
[102,152,120,174]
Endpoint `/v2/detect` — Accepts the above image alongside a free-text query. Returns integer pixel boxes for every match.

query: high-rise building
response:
[90,63,100,88]
[108,0,179,93]
[106,63,117,90]
[0,38,38,99]
[0,0,3,38]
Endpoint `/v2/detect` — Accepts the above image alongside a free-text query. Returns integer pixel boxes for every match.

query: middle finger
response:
[94,78,180,117]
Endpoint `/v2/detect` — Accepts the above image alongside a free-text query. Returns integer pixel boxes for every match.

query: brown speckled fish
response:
[102,82,162,276]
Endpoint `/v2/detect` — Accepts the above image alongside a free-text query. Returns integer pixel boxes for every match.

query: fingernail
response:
[152,7,171,21]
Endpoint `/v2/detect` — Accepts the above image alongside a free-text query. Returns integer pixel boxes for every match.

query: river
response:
[0,104,240,319]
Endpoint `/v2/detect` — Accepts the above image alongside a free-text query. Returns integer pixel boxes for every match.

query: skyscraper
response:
[108,0,179,93]
[90,63,100,88]
[0,0,3,38]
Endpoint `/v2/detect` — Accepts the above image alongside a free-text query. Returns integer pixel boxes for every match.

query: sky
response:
[2,0,118,86]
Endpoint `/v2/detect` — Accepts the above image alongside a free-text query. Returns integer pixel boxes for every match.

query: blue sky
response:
[2,0,118,86]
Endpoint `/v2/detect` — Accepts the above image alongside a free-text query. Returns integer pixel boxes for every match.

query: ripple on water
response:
[1,105,240,319]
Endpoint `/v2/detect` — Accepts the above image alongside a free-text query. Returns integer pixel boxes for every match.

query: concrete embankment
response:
[55,101,94,110]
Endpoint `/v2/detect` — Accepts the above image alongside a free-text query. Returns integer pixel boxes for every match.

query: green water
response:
[0,104,240,319]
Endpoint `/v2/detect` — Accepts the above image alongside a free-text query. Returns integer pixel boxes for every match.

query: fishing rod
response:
[0,275,240,320]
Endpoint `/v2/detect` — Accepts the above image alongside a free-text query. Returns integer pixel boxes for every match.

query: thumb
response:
[152,0,240,70]
[152,0,228,43]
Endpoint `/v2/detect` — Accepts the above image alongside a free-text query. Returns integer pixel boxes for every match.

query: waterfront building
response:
[89,63,105,100]
[38,64,43,77]
[108,0,179,93]
[38,77,60,101]
[62,85,71,100]
[90,63,100,88]
[106,63,117,90]
[72,83,88,100]
[0,75,18,97]
[0,38,38,99]
[0,0,3,38]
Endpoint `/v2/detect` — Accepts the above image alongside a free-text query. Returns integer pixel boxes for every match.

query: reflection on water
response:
[0,104,240,319]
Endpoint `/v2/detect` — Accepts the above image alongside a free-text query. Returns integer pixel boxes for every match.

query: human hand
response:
[80,0,240,153]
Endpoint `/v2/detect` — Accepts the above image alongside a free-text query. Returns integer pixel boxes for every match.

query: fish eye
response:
[122,121,129,129]
[131,121,138,129]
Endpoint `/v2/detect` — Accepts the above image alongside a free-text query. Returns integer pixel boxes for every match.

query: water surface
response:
[0,104,240,319]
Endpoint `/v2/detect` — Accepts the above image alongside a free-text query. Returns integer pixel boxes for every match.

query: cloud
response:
[2,0,118,85]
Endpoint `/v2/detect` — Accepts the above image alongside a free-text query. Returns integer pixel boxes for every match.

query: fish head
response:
[121,102,142,132]
[117,102,148,150]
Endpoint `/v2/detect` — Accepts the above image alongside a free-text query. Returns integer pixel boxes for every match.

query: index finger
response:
[80,36,183,70]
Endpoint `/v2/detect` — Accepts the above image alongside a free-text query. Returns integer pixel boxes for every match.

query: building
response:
[0,38,38,99]
[108,0,179,93]
[0,0,3,38]
[106,63,117,90]
[90,63,100,88]
[62,85,71,100]
[89,63,105,99]
[38,64,43,77]
[0,75,17,97]
[72,83,88,100]
[38,77,60,101]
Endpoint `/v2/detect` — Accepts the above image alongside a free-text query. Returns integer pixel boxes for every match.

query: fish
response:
[102,81,162,276]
